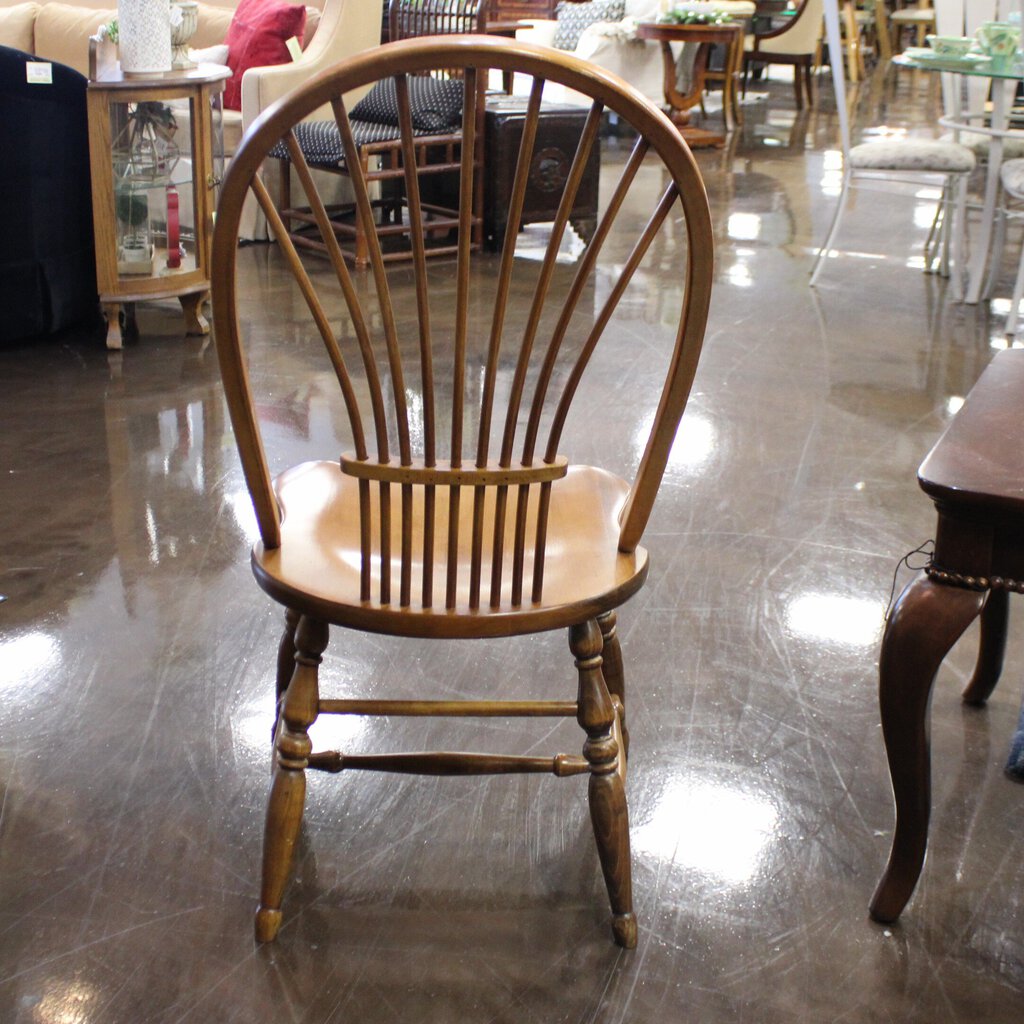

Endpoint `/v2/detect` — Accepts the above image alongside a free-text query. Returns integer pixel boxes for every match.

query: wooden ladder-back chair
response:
[211,35,714,949]
[275,0,487,268]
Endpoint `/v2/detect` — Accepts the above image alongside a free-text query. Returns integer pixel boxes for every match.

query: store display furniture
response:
[86,55,229,348]
[211,35,713,948]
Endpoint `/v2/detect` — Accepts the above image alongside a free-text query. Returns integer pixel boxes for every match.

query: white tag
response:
[26,62,53,85]
[285,36,302,61]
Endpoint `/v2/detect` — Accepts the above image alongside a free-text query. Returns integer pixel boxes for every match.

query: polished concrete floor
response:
[2,66,1023,1022]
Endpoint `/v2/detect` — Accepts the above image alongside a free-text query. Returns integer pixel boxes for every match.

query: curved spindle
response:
[521,135,651,466]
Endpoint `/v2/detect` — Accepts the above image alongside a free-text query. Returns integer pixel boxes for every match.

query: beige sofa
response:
[0,0,382,236]
[0,0,383,149]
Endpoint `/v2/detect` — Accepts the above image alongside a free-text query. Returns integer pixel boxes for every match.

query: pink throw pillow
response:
[224,0,306,112]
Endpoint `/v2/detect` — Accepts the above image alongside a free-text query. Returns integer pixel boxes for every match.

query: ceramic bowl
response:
[925,35,974,58]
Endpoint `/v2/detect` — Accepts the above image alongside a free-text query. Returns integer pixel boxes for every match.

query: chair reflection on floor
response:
[211,36,714,947]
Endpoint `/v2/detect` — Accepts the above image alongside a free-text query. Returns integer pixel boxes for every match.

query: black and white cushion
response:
[350,76,465,132]
[270,117,446,168]
[551,0,626,51]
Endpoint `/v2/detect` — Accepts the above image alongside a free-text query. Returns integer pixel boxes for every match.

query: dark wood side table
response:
[86,60,229,349]
[635,20,745,149]
[870,347,1024,924]
[483,96,600,250]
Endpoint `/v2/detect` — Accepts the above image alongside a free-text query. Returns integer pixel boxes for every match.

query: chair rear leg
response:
[256,615,329,942]
[570,620,636,949]
[597,611,629,758]
[1006,226,1024,335]
[810,168,852,286]
[272,608,301,742]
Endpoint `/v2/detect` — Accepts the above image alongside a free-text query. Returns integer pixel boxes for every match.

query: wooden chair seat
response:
[871,347,1024,925]
[255,462,648,638]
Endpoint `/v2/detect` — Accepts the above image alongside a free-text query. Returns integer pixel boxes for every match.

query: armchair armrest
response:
[515,19,558,49]
[241,0,384,132]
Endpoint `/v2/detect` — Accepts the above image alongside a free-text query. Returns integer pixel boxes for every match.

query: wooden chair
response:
[275,0,487,268]
[743,0,824,110]
[211,36,714,948]
[870,348,1024,924]
[886,0,935,55]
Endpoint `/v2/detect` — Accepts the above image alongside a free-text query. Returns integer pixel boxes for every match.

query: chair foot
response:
[255,906,283,942]
[612,912,637,949]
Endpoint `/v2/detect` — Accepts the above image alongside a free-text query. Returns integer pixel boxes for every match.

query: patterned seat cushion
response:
[270,118,444,167]
[552,0,626,51]
[889,9,934,23]
[849,140,975,173]
[350,76,465,132]
[1001,158,1024,197]
[959,133,1024,162]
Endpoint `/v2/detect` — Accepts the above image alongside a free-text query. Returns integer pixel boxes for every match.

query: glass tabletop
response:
[894,50,1024,79]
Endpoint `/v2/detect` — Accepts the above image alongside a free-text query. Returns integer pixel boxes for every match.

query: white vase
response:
[119,0,172,75]
[170,1,199,69]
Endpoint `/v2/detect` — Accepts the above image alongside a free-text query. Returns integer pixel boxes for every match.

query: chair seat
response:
[269,118,444,168]
[1001,157,1024,197]
[849,139,975,173]
[252,462,650,638]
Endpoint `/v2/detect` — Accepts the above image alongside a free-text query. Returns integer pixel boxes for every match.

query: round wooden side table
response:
[635,21,745,149]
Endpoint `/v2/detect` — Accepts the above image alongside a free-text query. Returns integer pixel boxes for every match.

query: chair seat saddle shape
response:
[259,462,648,638]
[211,35,714,949]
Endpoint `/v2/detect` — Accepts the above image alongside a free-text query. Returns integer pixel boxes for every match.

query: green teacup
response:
[976,20,1020,68]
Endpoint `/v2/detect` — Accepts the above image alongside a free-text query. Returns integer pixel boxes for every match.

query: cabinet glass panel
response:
[108,96,200,280]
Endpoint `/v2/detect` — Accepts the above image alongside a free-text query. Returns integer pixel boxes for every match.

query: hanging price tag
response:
[26,62,53,85]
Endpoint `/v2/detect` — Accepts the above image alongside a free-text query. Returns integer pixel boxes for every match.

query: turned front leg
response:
[571,620,635,949]
[256,615,328,942]
[869,574,986,924]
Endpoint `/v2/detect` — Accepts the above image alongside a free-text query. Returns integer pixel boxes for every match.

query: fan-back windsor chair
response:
[211,35,714,949]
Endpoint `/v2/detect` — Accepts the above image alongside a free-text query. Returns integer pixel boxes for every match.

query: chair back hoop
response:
[212,36,713,609]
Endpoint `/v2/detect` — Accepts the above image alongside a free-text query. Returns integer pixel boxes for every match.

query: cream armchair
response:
[517,1,755,107]
[239,0,382,238]
[239,0,381,136]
